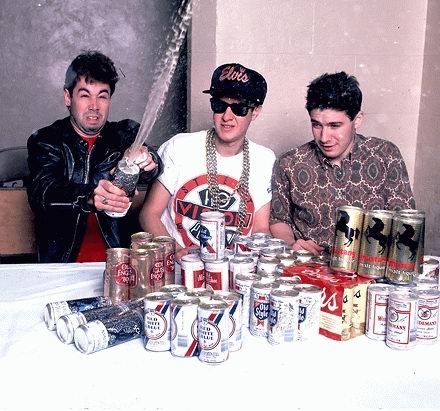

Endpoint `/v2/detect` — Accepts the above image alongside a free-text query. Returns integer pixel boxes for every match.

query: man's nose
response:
[222,106,234,120]
[320,127,331,142]
[88,97,98,110]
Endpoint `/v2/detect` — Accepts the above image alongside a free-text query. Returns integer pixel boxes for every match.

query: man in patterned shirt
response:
[270,71,415,255]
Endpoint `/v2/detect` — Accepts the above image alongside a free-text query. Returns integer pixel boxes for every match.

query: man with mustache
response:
[27,51,162,263]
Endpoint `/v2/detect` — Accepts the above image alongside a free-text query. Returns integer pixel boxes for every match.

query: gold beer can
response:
[152,236,176,285]
[330,206,364,273]
[130,231,153,250]
[357,210,395,279]
[138,242,166,291]
[105,248,131,304]
[386,214,424,285]
[129,248,155,299]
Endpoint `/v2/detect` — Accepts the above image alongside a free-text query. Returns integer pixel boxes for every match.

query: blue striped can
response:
[144,292,173,352]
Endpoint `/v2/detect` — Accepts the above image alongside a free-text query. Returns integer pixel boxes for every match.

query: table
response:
[1,263,439,411]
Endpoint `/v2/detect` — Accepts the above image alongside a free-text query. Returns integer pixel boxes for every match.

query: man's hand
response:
[292,239,325,256]
[175,245,200,264]
[124,146,157,172]
[91,179,130,212]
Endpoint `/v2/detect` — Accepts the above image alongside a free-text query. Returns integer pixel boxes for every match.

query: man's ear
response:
[354,111,364,129]
[251,105,262,121]
[64,89,71,108]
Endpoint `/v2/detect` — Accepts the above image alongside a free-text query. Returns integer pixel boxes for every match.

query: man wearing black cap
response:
[140,63,275,261]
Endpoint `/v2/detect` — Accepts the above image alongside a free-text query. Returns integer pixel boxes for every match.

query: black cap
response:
[203,63,267,105]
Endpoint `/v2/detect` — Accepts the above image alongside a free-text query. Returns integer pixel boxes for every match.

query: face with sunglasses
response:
[211,96,262,153]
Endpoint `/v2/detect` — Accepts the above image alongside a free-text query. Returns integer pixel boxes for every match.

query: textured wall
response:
[0,0,187,150]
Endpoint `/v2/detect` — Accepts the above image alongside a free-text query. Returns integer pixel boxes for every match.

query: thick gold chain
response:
[205,129,250,236]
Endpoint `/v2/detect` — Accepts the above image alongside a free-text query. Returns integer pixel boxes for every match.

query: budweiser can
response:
[199,211,225,261]
[293,284,322,341]
[197,299,229,364]
[421,256,440,283]
[104,248,131,303]
[144,292,173,352]
[170,295,200,357]
[212,291,243,351]
[205,258,229,291]
[129,248,155,299]
[365,283,395,341]
[249,280,278,337]
[351,278,372,336]
[232,234,251,253]
[159,284,187,298]
[293,250,315,264]
[138,242,166,291]
[268,288,300,345]
[357,210,394,279]
[330,206,364,272]
[229,257,255,290]
[386,215,424,285]
[257,256,281,275]
[234,272,262,329]
[181,254,205,288]
[130,231,153,250]
[153,236,176,285]
[416,289,440,344]
[386,290,418,349]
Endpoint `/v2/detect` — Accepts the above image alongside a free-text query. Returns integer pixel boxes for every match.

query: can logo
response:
[269,308,279,327]
[418,307,432,320]
[395,224,419,261]
[298,306,307,323]
[254,301,269,322]
[145,312,167,340]
[198,318,221,350]
[114,262,132,286]
[199,225,213,251]
[336,210,360,247]
[165,253,175,271]
[365,217,389,255]
[150,261,164,284]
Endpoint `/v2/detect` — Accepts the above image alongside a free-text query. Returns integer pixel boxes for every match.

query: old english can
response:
[105,248,131,303]
[229,257,255,290]
[268,288,300,345]
[416,289,440,344]
[257,256,281,275]
[386,290,418,349]
[138,242,166,291]
[249,280,278,337]
[365,284,395,341]
[234,272,262,329]
[74,308,144,354]
[153,236,176,285]
[129,248,155,300]
[212,291,242,351]
[159,284,187,298]
[144,292,173,352]
[170,295,200,357]
[199,211,225,261]
[181,254,205,288]
[293,284,322,341]
[205,258,229,291]
[197,299,229,364]
[357,210,394,279]
[130,231,153,250]
[232,234,250,253]
[330,206,364,273]
[386,215,424,285]
[44,296,112,331]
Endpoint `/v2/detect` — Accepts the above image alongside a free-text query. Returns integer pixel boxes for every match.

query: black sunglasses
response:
[210,98,254,117]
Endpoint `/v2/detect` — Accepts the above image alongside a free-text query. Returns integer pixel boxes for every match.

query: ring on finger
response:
[102,196,108,205]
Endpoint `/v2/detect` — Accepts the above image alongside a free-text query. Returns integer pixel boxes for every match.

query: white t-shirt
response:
[158,130,276,248]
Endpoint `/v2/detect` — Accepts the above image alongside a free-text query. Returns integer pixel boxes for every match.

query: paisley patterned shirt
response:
[270,134,415,251]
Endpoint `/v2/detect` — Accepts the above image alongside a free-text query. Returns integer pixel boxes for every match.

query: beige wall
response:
[190,0,439,254]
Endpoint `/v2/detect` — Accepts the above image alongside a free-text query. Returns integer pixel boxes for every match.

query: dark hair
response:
[305,71,362,120]
[64,50,119,96]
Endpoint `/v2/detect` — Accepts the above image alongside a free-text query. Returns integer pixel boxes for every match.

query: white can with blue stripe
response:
[144,292,173,352]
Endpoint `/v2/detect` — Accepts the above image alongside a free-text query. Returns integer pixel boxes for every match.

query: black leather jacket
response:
[27,116,162,263]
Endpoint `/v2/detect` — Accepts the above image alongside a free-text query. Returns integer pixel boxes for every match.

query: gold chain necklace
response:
[205,128,250,236]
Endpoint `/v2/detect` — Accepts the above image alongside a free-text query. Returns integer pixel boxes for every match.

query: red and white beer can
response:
[181,254,205,288]
[365,283,395,341]
[205,258,229,291]
[199,211,225,262]
[416,288,440,344]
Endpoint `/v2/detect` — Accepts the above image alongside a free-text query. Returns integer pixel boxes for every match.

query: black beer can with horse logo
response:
[357,210,395,279]
[330,206,364,273]
[386,214,424,285]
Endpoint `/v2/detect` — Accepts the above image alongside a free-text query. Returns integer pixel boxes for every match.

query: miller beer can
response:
[330,206,364,273]
[205,258,229,291]
[357,210,394,279]
[130,232,153,250]
[181,254,205,288]
[153,236,176,285]
[365,283,395,341]
[144,292,173,352]
[249,280,278,337]
[129,248,155,299]
[138,242,166,291]
[234,272,262,329]
[104,248,131,304]
[199,211,225,261]
[416,289,440,344]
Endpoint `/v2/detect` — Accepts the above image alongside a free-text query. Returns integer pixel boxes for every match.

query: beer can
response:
[250,232,273,241]
[232,234,251,253]
[413,278,438,292]
[258,270,281,284]
[144,292,173,352]
[181,254,205,288]
[212,291,243,351]
[351,279,372,336]
[153,236,176,285]
[74,308,144,354]
[257,256,281,275]
[129,248,155,299]
[357,210,394,279]
[199,211,225,261]
[205,258,229,291]
[365,284,395,341]
[234,272,262,329]
[293,250,315,264]
[386,215,424,285]
[229,257,255,290]
[249,280,277,337]
[265,238,288,248]
[56,299,143,344]
[105,248,131,303]
[159,284,187,299]
[245,240,270,256]
[310,254,331,266]
[330,206,364,273]
[421,256,440,283]
[197,299,229,364]
[276,252,298,267]
[130,232,153,250]
[293,284,322,341]
[260,246,285,258]
[44,296,112,331]
[185,287,213,303]
[170,295,200,357]
[386,290,418,349]
[235,251,259,265]
[274,276,301,290]
[416,289,440,344]
[268,288,300,345]
[138,242,166,291]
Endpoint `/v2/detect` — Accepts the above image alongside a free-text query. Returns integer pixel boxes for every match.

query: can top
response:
[181,254,202,263]
[336,205,364,212]
[232,234,250,243]
[145,291,174,302]
[368,283,396,293]
[106,247,130,256]
[212,290,240,302]
[185,288,214,298]
[252,280,278,290]
[265,238,287,246]
[364,209,395,218]
[230,257,254,265]
[275,276,301,286]
[56,312,87,344]
[397,209,425,216]
[199,299,228,310]
[293,283,322,294]
[138,242,166,252]
[293,250,315,258]
[416,288,440,298]
[389,290,418,300]
[260,247,285,257]
[130,248,154,257]
[423,257,439,266]
[271,288,300,298]
[235,272,262,282]
[259,256,281,264]
[200,210,224,220]
[160,284,187,293]
[152,236,175,244]
[172,295,200,305]
[250,232,273,240]
[131,232,153,241]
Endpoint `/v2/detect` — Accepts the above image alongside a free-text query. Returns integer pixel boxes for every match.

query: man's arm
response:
[251,201,271,234]
[270,222,323,255]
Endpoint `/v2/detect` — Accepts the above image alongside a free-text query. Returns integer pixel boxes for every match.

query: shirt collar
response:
[313,133,361,168]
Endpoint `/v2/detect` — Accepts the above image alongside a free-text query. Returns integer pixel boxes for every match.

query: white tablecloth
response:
[0,263,439,411]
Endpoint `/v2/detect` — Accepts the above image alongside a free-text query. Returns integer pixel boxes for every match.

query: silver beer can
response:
[199,211,225,261]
